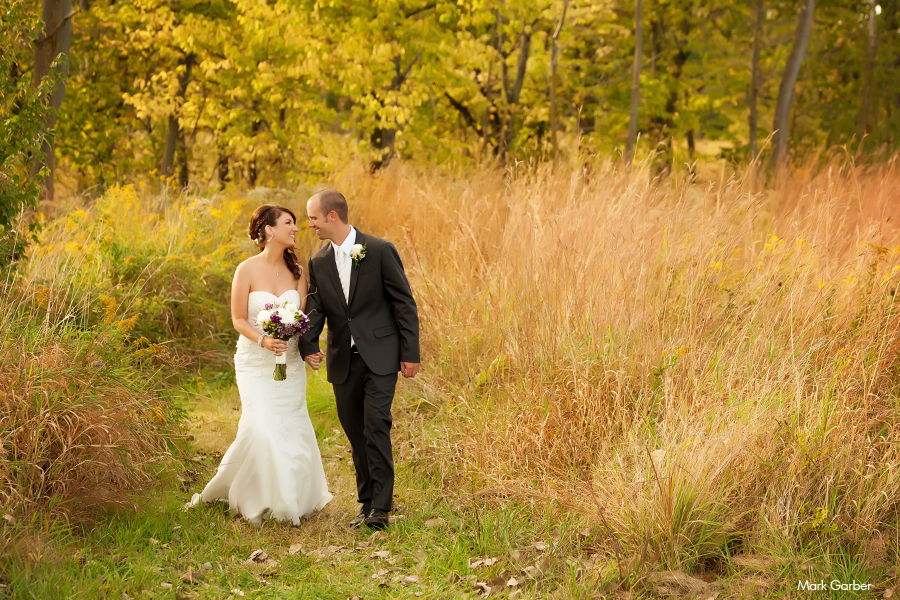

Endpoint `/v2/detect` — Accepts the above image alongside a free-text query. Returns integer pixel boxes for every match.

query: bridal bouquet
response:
[255,301,311,380]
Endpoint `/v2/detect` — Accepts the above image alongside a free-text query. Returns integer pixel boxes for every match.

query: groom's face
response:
[306,198,334,241]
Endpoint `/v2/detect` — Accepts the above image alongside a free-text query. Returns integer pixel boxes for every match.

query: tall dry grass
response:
[0,203,191,522]
[334,157,900,570]
[7,156,899,573]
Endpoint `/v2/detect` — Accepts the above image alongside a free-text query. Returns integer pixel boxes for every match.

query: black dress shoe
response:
[364,509,389,529]
[350,507,370,528]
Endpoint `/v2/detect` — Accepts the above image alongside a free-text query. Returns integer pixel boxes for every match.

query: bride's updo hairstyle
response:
[248,204,303,280]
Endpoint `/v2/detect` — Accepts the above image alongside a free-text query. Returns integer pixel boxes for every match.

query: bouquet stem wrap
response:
[274,352,288,381]
[255,301,311,381]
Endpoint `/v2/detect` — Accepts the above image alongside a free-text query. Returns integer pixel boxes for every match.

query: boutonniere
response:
[349,243,367,269]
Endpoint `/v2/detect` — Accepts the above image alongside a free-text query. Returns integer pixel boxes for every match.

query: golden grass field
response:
[349,158,900,569]
[3,156,900,597]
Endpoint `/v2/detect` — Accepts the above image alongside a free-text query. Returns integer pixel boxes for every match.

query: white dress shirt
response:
[332,226,357,346]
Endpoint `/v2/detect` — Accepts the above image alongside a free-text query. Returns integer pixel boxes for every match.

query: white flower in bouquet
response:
[255,301,311,380]
[255,310,273,327]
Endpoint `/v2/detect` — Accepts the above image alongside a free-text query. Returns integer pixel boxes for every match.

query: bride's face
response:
[265,212,299,248]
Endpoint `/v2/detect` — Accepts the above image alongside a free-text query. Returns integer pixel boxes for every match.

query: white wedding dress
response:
[192,290,332,525]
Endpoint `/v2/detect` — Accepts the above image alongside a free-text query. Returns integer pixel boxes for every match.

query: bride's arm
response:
[231,261,288,356]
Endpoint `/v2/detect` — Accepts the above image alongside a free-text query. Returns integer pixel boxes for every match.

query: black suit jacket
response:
[300,230,420,384]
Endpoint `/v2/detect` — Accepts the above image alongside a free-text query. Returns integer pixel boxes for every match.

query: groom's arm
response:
[381,242,420,364]
[300,257,326,358]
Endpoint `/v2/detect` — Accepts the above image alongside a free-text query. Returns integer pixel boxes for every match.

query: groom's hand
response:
[304,351,324,370]
[400,362,420,378]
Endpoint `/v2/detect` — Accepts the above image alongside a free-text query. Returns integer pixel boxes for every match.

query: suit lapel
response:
[320,243,348,311]
[347,231,364,307]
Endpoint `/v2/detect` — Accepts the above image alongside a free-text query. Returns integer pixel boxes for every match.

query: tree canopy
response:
[7,0,900,193]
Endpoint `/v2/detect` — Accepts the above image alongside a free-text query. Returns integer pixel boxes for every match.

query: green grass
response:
[0,369,596,599]
[2,366,895,599]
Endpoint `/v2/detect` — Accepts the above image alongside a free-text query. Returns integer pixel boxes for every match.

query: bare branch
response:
[444,93,483,136]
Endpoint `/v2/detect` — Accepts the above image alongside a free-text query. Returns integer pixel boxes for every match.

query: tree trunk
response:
[247,118,261,187]
[771,0,815,168]
[550,0,569,161]
[216,149,230,188]
[500,21,533,153]
[858,0,878,143]
[749,0,764,161]
[625,0,643,163]
[31,0,75,201]
[160,53,194,183]
[370,52,421,171]
[177,129,188,189]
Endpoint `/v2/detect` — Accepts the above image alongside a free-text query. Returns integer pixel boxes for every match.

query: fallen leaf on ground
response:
[159,583,172,589]
[534,542,549,551]
[288,543,303,555]
[2,514,15,525]
[523,565,541,579]
[424,517,444,527]
[883,590,894,599]
[388,514,406,523]
[181,570,205,584]
[231,589,245,597]
[372,550,391,559]
[507,577,519,587]
[148,538,159,546]
[483,557,499,566]
[402,575,420,584]
[247,549,268,562]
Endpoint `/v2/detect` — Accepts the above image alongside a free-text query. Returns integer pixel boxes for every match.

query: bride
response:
[191,204,332,525]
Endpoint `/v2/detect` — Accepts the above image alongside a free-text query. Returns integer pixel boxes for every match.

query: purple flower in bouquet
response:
[255,301,311,380]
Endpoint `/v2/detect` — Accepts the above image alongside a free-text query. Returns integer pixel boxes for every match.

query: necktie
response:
[336,247,355,346]
[337,247,351,304]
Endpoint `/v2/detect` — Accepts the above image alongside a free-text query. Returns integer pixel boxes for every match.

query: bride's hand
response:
[262,336,288,356]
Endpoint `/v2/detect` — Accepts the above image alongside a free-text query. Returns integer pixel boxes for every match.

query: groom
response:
[300,189,420,529]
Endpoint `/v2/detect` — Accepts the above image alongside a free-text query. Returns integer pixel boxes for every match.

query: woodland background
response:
[3,0,900,208]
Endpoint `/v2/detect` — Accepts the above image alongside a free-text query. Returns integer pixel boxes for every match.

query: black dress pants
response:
[332,350,397,512]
